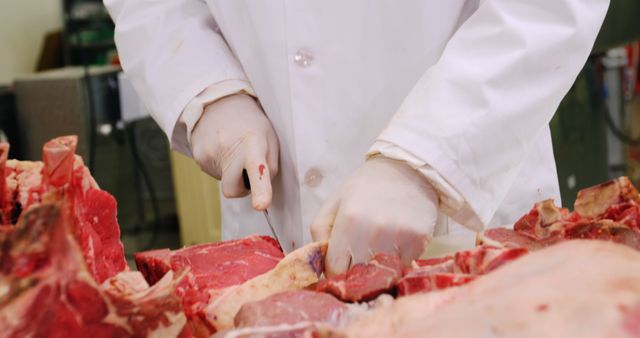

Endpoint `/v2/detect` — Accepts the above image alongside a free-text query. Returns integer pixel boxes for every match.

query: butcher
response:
[105,1,609,276]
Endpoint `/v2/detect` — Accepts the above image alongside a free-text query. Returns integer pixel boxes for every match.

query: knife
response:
[242,169,285,252]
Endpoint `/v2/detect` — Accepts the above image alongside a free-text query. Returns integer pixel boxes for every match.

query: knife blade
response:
[242,169,285,252]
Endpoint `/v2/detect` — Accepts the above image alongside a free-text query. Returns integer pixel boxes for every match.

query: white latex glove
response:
[191,94,279,210]
[311,157,437,276]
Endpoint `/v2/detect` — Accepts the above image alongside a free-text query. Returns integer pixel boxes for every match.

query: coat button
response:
[293,49,314,67]
[304,168,323,188]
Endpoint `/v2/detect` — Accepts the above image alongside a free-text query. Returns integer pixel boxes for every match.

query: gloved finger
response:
[350,235,383,265]
[192,145,222,180]
[347,218,377,265]
[310,192,341,242]
[369,225,425,265]
[244,138,272,210]
[220,152,250,198]
[398,234,431,265]
[325,235,352,277]
[392,211,436,264]
[266,131,280,179]
[331,198,378,266]
[350,244,374,266]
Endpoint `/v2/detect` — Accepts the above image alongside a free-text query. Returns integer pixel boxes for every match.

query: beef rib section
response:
[397,246,528,296]
[478,177,640,251]
[135,235,285,335]
[134,235,284,288]
[338,240,640,338]
[235,290,348,329]
[202,241,327,333]
[1,136,128,283]
[0,204,188,337]
[315,253,404,302]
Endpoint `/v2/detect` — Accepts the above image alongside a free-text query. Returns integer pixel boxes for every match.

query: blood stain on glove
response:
[259,164,266,179]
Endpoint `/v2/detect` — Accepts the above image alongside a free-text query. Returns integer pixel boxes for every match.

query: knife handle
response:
[242,169,251,190]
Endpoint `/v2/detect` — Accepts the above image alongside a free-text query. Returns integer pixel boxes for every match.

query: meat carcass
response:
[397,246,527,296]
[214,293,395,338]
[476,227,550,249]
[574,176,640,218]
[202,241,327,333]
[1,136,128,283]
[135,235,284,287]
[315,253,403,302]
[234,290,348,328]
[135,235,286,335]
[335,240,640,338]
[478,177,640,251]
[0,204,188,337]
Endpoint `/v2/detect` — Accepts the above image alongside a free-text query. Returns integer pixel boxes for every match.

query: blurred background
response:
[0,0,638,257]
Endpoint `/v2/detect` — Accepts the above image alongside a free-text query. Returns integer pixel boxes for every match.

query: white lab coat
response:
[105,0,609,252]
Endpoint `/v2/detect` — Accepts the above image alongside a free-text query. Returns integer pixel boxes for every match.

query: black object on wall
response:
[62,0,116,66]
[0,87,21,158]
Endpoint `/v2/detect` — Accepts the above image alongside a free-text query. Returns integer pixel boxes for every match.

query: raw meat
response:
[337,240,640,338]
[135,235,284,287]
[563,219,640,248]
[397,246,527,296]
[512,199,572,239]
[0,204,188,337]
[480,220,640,251]
[42,135,78,187]
[397,273,477,296]
[202,241,327,333]
[574,176,640,218]
[0,143,8,224]
[1,135,128,283]
[476,227,552,249]
[213,323,327,338]
[478,177,640,251]
[315,253,403,302]
[235,290,348,328]
[43,136,128,283]
[5,159,44,218]
[135,235,285,335]
[215,293,395,338]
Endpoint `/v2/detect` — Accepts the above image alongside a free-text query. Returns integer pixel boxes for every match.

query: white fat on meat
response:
[214,322,322,338]
[339,240,640,338]
[205,241,327,331]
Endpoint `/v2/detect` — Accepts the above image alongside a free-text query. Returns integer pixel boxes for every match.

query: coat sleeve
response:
[104,0,254,154]
[369,0,609,229]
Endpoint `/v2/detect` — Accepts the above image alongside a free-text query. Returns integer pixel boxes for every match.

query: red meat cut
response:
[339,241,640,338]
[235,290,348,328]
[476,227,554,250]
[316,253,403,302]
[0,136,128,283]
[397,246,528,296]
[478,177,640,252]
[573,176,640,218]
[210,290,348,338]
[397,273,477,296]
[135,235,284,288]
[201,240,328,335]
[135,235,284,334]
[0,204,188,338]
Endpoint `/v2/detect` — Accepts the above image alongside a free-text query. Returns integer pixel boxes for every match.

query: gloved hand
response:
[311,156,438,276]
[190,94,279,210]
